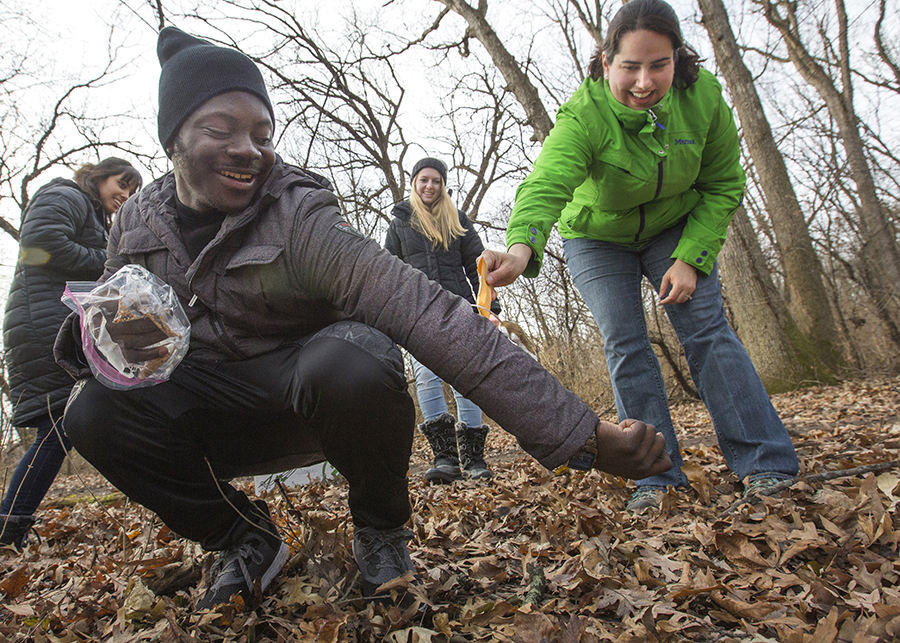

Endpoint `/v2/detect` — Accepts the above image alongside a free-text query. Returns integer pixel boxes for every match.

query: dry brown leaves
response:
[1,376,899,642]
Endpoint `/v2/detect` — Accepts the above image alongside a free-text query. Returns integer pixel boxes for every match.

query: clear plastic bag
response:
[62,264,191,390]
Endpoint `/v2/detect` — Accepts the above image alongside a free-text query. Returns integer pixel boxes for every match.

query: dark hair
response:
[73,157,143,201]
[588,0,701,89]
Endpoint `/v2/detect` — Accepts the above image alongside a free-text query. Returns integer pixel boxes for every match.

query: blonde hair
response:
[409,177,465,250]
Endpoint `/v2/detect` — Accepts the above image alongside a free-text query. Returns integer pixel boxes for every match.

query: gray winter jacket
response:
[55,158,597,469]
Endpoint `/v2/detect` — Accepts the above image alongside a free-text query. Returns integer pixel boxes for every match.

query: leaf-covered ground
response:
[2,376,899,642]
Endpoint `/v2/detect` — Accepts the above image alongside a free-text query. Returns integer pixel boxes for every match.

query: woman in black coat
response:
[1,157,142,548]
[384,157,499,483]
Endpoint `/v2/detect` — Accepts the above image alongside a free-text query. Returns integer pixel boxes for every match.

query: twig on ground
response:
[276,479,297,512]
[723,460,899,515]
[44,491,124,508]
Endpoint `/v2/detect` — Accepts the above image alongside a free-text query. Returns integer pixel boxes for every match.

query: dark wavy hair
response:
[73,157,143,202]
[588,0,702,89]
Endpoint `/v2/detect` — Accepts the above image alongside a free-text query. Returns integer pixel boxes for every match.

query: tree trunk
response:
[436,0,554,142]
[698,0,843,376]
[757,0,900,348]
[719,208,822,392]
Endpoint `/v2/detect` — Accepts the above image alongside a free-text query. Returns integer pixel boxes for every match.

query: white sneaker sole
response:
[261,542,290,591]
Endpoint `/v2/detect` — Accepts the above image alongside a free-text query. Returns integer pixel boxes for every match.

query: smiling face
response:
[96,172,139,215]
[169,91,275,214]
[602,29,675,110]
[413,167,443,207]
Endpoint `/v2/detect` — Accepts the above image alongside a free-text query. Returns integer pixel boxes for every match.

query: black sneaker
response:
[196,506,289,610]
[352,526,415,597]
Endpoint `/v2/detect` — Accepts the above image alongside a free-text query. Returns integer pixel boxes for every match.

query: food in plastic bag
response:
[62,264,191,390]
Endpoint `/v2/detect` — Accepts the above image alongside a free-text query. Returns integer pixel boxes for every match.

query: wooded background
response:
[0,0,897,438]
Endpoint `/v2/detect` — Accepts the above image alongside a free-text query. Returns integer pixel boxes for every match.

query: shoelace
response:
[356,530,412,568]
[208,534,267,590]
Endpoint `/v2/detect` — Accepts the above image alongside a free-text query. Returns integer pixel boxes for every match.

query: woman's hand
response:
[659,259,697,305]
[480,244,532,288]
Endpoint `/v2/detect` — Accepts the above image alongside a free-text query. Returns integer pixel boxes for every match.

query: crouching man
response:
[56,26,671,608]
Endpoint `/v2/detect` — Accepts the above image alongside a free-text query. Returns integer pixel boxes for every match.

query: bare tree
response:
[0,11,152,241]
[697,0,843,377]
[870,0,899,92]
[755,0,900,347]
[431,0,554,142]
[174,1,413,235]
[433,66,533,221]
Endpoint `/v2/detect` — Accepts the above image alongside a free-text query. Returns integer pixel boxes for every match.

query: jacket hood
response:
[44,176,82,192]
[262,155,334,197]
[37,177,106,225]
[390,200,412,222]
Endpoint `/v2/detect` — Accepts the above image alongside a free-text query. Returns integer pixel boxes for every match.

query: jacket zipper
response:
[632,110,666,243]
[188,284,247,360]
[654,161,663,199]
[634,162,663,243]
[210,312,247,360]
[634,205,646,243]
[185,271,245,360]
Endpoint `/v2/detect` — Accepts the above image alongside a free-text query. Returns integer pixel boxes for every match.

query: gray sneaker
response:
[196,506,289,610]
[352,526,415,597]
[745,476,787,498]
[626,488,663,512]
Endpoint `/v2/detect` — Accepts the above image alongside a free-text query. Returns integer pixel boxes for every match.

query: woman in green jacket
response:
[483,0,798,511]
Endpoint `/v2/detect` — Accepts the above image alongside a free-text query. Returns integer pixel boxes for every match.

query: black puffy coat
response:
[3,178,109,426]
[384,200,499,314]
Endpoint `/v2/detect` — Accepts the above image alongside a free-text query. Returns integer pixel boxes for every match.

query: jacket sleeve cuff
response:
[507,226,547,278]
[673,237,718,276]
[53,312,92,380]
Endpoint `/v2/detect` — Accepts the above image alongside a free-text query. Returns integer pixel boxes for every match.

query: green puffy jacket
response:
[507,68,745,277]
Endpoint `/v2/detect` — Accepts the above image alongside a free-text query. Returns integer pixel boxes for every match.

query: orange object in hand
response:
[476,257,492,318]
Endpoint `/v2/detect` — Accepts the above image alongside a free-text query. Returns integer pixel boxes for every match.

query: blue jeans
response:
[411,356,483,426]
[563,223,799,490]
[1,413,71,516]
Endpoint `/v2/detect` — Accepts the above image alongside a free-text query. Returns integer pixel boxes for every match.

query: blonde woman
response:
[384,158,499,482]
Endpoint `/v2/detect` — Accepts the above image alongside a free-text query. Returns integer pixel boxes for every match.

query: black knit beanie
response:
[157,26,275,154]
[411,157,447,183]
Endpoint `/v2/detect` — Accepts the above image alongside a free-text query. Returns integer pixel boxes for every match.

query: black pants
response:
[65,321,415,550]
